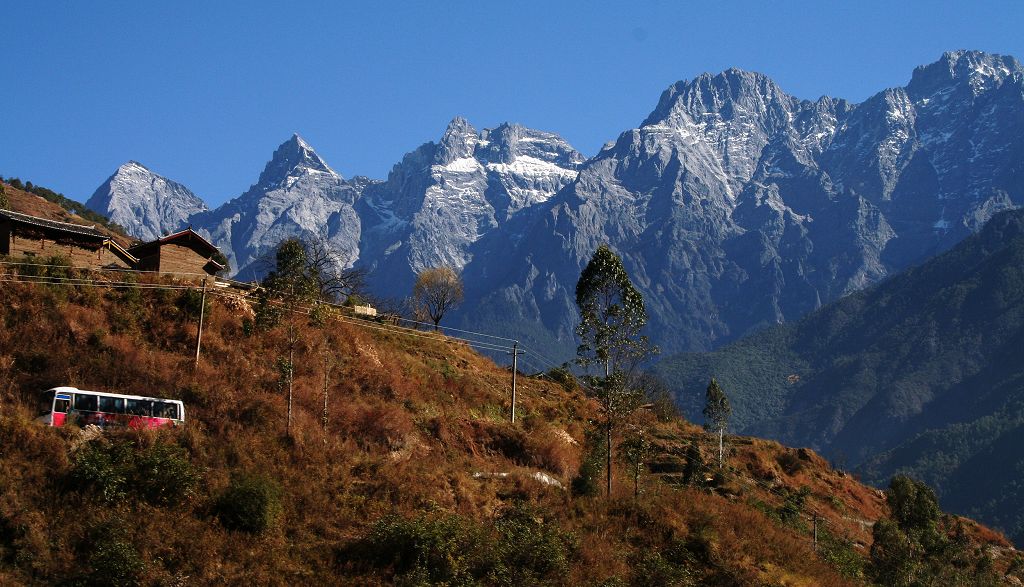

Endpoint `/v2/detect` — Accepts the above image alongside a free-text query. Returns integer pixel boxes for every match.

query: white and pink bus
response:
[39,386,185,429]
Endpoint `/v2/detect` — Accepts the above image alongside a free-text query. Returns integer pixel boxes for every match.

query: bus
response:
[38,386,185,429]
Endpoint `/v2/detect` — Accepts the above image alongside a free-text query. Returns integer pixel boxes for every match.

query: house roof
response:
[0,208,108,240]
[129,227,221,256]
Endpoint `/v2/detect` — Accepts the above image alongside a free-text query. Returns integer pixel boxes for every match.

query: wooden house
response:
[0,209,137,269]
[128,228,225,276]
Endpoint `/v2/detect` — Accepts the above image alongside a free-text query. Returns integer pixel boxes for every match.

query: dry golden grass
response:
[0,272,1011,585]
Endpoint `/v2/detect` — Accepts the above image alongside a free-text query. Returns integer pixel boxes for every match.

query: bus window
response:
[126,399,152,417]
[154,401,179,420]
[99,396,126,414]
[73,394,98,412]
[54,398,70,414]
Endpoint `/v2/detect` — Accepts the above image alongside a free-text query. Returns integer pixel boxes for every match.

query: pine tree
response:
[702,378,731,468]
[575,244,657,497]
[575,244,654,376]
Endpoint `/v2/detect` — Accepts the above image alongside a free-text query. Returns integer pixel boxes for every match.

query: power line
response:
[0,262,518,351]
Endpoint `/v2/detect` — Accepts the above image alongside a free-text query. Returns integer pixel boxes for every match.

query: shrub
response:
[490,502,575,583]
[71,442,132,504]
[84,523,146,587]
[176,288,208,321]
[357,513,484,583]
[70,441,200,507]
[130,443,200,506]
[215,474,282,534]
[778,486,810,526]
[545,364,578,393]
[571,429,607,497]
[777,450,806,476]
[631,551,695,586]
[350,505,575,586]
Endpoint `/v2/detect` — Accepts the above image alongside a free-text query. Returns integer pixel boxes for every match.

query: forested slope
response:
[657,208,1024,544]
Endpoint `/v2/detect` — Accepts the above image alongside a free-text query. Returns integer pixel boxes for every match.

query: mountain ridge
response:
[85,50,1024,361]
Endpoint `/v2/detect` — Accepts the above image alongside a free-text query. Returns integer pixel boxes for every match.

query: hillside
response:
[656,208,1024,544]
[0,259,1015,584]
[1,180,131,246]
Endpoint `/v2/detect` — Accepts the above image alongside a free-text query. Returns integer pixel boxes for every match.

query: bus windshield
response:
[38,389,55,416]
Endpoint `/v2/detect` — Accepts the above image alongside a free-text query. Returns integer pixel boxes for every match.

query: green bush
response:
[361,513,484,584]
[88,532,146,581]
[818,528,864,580]
[215,474,282,534]
[490,502,575,583]
[545,364,578,393]
[176,288,209,321]
[71,441,200,507]
[71,443,132,504]
[351,505,575,585]
[130,443,200,506]
[571,428,607,497]
[631,551,695,586]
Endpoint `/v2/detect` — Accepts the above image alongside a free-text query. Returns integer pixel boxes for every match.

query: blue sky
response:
[3,1,1023,207]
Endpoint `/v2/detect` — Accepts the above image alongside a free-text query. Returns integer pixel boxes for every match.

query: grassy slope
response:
[2,182,132,246]
[0,263,1012,585]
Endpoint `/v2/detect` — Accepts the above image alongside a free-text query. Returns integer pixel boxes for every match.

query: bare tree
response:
[257,236,366,304]
[303,237,366,303]
[411,267,464,330]
[703,378,732,468]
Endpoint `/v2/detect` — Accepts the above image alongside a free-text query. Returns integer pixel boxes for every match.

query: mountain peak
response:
[476,122,584,167]
[86,162,207,241]
[117,160,150,173]
[908,50,1022,98]
[435,116,479,165]
[642,67,789,127]
[256,134,338,188]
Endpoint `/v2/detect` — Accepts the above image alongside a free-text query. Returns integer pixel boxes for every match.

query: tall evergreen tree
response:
[575,244,657,497]
[575,244,654,376]
[702,378,731,467]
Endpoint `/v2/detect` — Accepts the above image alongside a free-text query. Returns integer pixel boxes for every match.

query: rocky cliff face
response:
[356,118,584,298]
[456,51,1024,359]
[86,161,208,241]
[191,134,372,278]
[93,51,1024,359]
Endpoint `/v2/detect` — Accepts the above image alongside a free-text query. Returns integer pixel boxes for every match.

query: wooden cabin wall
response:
[5,233,131,269]
[156,242,214,275]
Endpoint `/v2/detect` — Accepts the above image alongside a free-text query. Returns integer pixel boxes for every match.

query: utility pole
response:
[323,352,330,438]
[509,341,524,423]
[193,279,208,368]
[287,333,294,438]
[813,514,819,552]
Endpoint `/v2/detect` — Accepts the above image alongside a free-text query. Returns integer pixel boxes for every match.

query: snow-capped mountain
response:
[192,134,373,278]
[455,50,1024,357]
[357,118,584,297]
[86,161,208,241]
[95,50,1024,359]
